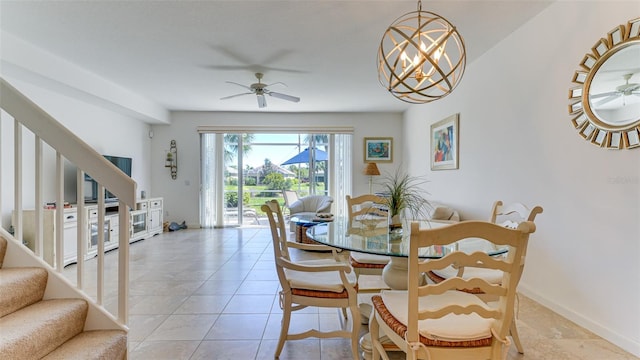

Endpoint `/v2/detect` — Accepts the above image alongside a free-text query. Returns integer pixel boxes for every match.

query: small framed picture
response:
[364,137,393,163]
[431,114,459,170]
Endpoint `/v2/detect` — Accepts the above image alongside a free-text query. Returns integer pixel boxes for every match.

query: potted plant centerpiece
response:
[378,169,430,232]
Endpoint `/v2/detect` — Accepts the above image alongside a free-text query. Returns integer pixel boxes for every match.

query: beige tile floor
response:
[64,227,638,360]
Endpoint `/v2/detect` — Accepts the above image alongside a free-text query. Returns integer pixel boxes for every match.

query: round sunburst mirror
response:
[568,17,640,149]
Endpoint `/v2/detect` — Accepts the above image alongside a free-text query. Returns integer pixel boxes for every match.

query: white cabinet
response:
[13,197,163,266]
[12,208,78,268]
[147,198,163,236]
[85,206,117,258]
[130,209,148,242]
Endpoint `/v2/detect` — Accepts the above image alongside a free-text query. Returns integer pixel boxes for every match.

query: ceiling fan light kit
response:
[377,0,466,104]
[221,72,300,109]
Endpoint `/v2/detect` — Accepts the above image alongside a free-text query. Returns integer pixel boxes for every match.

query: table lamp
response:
[364,163,380,193]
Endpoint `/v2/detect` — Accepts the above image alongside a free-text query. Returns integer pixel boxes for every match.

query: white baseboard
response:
[518,284,640,357]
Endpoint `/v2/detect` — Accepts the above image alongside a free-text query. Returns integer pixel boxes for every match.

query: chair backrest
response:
[297,195,333,213]
[282,190,299,208]
[262,199,292,261]
[489,200,543,226]
[407,220,536,345]
[346,194,388,224]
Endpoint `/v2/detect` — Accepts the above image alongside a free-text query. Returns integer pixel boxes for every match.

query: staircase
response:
[0,235,127,359]
[1,77,133,359]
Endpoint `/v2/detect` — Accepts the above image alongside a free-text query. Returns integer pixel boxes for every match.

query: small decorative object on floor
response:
[168,221,187,231]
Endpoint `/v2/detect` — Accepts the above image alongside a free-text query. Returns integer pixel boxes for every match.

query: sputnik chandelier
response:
[377,0,466,104]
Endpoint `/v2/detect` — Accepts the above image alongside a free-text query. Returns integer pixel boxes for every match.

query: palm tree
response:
[224,134,254,162]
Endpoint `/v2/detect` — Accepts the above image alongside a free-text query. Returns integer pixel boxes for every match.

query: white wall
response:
[0,80,153,228]
[151,111,402,226]
[0,32,161,227]
[403,2,639,355]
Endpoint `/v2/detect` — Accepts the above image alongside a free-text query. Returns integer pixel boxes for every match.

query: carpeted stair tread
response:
[0,236,7,268]
[0,298,87,360]
[0,267,48,317]
[41,329,127,360]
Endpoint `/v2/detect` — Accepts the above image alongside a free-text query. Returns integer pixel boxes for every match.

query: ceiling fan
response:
[220,73,301,108]
[589,73,640,108]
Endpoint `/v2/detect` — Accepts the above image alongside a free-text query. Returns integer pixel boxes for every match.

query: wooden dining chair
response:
[425,200,543,354]
[346,194,391,277]
[261,199,361,359]
[370,220,536,360]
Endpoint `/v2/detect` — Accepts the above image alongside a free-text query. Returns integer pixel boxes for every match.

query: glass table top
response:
[290,213,334,225]
[306,218,509,259]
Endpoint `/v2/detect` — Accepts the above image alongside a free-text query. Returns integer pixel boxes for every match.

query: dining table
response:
[306,217,509,290]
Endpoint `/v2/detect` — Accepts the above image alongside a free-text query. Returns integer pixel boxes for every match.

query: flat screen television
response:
[84,155,132,203]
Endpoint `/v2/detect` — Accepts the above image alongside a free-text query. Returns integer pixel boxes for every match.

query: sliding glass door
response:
[200,130,351,228]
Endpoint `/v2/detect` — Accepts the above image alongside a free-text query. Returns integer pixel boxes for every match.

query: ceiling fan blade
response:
[225,81,252,91]
[220,92,252,100]
[589,91,617,99]
[205,64,252,71]
[593,94,619,107]
[257,94,267,108]
[268,91,300,103]
[266,82,287,88]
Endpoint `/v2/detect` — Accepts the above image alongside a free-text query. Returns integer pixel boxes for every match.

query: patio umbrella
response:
[281,147,328,165]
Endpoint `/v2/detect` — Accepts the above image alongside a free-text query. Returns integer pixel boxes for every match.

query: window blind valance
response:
[197,125,354,134]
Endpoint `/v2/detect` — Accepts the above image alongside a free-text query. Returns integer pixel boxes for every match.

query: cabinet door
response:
[87,218,110,256]
[147,198,163,236]
[130,210,148,241]
[108,215,119,249]
[148,208,162,235]
[62,210,78,267]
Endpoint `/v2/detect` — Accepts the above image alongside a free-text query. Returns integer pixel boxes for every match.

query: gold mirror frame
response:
[568,17,640,150]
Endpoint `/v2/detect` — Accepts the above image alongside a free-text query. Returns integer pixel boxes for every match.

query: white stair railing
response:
[0,78,135,328]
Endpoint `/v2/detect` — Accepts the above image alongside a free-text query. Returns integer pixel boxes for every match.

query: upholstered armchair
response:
[286,194,333,231]
[288,195,333,215]
[427,202,460,222]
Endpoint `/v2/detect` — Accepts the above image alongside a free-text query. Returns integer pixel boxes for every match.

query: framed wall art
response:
[430,113,459,170]
[364,137,393,163]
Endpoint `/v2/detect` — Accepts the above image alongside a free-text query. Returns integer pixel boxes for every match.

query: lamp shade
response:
[378,1,466,104]
[364,162,381,176]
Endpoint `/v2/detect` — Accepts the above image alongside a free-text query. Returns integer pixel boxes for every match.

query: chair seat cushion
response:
[285,259,357,293]
[350,258,386,269]
[378,290,494,342]
[350,252,390,265]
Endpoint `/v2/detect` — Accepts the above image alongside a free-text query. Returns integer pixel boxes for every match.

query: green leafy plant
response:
[379,169,430,224]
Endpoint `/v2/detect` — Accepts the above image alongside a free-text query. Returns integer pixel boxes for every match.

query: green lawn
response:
[224,184,326,214]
